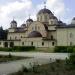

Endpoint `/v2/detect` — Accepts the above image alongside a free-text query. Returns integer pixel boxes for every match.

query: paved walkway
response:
[0,52,69,75]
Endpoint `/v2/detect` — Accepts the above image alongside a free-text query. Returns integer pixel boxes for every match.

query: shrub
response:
[69,53,75,65]
[54,46,67,53]
[54,46,75,53]
[67,46,73,53]
[21,65,29,72]
[13,46,35,51]
[0,46,35,52]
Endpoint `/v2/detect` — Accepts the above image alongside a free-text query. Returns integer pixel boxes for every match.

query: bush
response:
[0,46,35,52]
[21,65,29,72]
[54,46,75,53]
[13,46,35,51]
[69,53,75,65]
[54,46,67,53]
[0,47,12,51]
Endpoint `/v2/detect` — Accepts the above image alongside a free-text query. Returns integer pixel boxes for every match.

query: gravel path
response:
[0,52,69,75]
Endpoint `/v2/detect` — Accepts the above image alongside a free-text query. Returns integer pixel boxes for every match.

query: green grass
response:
[10,59,75,75]
[0,54,29,63]
[29,48,54,53]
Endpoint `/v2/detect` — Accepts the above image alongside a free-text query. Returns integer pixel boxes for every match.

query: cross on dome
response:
[44,1,46,8]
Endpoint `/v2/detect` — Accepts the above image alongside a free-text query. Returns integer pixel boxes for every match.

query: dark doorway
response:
[4,42,8,47]
[51,35,53,40]
[10,42,14,47]
[52,42,55,46]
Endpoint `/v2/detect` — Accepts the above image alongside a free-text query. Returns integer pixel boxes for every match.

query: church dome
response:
[21,23,26,28]
[10,19,17,28]
[72,17,75,20]
[71,17,75,24]
[26,18,33,22]
[28,31,42,37]
[38,8,53,15]
[11,19,17,24]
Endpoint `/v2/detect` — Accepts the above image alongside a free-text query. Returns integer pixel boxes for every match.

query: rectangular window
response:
[70,42,72,46]
[42,42,44,46]
[31,42,33,46]
[52,42,54,46]
[22,42,24,45]
[32,27,34,30]
[35,26,37,30]
[15,36,17,40]
[10,37,11,40]
[70,33,73,38]
[0,42,1,45]
[51,21,53,24]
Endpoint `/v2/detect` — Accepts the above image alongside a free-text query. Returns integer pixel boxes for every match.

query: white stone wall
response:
[25,21,47,37]
[48,25,56,30]
[49,19,58,25]
[37,13,50,23]
[21,38,55,47]
[8,32,25,40]
[0,41,4,47]
[57,28,75,46]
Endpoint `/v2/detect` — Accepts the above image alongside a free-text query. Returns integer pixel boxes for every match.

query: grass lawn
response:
[29,48,54,53]
[0,54,29,63]
[9,59,75,75]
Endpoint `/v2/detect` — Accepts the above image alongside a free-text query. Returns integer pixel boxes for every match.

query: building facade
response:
[0,7,75,48]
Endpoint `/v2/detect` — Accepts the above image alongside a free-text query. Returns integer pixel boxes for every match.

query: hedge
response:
[0,46,35,52]
[54,46,75,53]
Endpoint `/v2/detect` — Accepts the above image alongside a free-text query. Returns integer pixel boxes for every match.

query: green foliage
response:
[0,46,35,52]
[8,53,12,58]
[21,65,29,72]
[69,53,75,65]
[54,46,75,53]
[13,46,35,51]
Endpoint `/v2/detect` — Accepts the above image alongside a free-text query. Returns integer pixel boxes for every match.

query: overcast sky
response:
[0,0,75,29]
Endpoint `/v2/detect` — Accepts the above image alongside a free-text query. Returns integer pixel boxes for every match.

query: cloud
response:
[37,0,65,18]
[0,0,70,29]
[0,0,32,29]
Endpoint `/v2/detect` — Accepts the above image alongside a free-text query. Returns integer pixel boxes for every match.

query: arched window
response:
[38,26,40,30]
[45,15,47,21]
[40,16,42,21]
[22,42,24,46]
[70,33,73,38]
[52,42,54,46]
[35,26,37,30]
[4,42,8,47]
[15,36,17,40]
[51,35,53,40]
[10,42,14,47]
[42,42,44,46]
[51,21,53,24]
[70,42,72,46]
[10,37,11,40]
[37,17,39,21]
[0,42,1,45]
[31,42,33,46]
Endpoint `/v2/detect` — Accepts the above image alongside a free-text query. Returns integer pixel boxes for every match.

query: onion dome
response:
[28,31,42,37]
[72,17,75,20]
[71,17,75,24]
[26,18,33,22]
[38,8,53,15]
[58,20,63,24]
[0,26,3,30]
[21,23,26,28]
[10,19,17,28]
[11,19,17,24]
